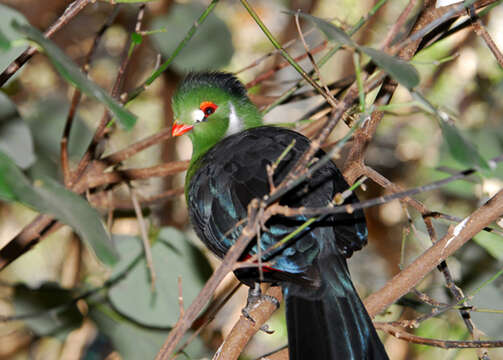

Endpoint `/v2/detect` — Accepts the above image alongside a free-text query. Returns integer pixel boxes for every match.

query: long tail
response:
[284,255,388,360]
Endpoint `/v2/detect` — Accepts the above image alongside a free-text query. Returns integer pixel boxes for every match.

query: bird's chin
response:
[172,122,194,136]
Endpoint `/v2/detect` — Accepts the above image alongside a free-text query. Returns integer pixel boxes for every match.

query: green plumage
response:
[172,71,388,360]
[172,72,262,190]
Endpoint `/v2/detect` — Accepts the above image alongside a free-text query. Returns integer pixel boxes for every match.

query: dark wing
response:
[187,126,367,274]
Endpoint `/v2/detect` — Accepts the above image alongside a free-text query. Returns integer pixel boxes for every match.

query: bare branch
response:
[0,0,93,86]
[376,322,503,348]
[365,190,503,317]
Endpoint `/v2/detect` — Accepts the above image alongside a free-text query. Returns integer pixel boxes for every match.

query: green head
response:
[172,72,263,166]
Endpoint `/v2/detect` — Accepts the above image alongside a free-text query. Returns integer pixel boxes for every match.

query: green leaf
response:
[0,171,15,200]
[0,151,118,265]
[108,228,211,327]
[360,46,420,89]
[295,12,356,46]
[89,304,208,360]
[474,231,503,261]
[151,3,234,72]
[437,116,491,171]
[295,12,419,89]
[12,21,136,130]
[412,91,491,171]
[24,98,93,180]
[0,4,29,75]
[0,92,35,169]
[0,29,10,50]
[13,282,82,340]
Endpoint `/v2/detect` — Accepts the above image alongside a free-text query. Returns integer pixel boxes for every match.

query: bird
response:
[171,71,388,359]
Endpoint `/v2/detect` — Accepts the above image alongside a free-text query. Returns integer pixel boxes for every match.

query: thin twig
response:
[127,0,221,102]
[468,5,503,67]
[0,4,148,270]
[294,10,330,95]
[245,41,328,89]
[101,128,173,165]
[68,5,146,188]
[61,6,121,186]
[177,276,184,318]
[155,200,264,360]
[376,322,503,348]
[240,0,338,110]
[0,0,93,86]
[381,0,419,49]
[130,187,156,291]
[365,189,503,317]
[175,283,242,357]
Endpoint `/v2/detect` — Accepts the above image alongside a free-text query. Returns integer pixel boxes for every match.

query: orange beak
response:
[172,121,194,137]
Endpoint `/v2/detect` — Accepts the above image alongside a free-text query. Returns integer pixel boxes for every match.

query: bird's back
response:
[187,126,367,280]
[187,126,389,359]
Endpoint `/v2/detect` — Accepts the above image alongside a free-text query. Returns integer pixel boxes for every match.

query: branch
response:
[364,189,503,317]
[468,5,503,67]
[101,128,173,165]
[155,200,264,360]
[0,0,93,86]
[376,322,503,348]
[0,5,147,270]
[61,6,121,186]
[77,161,189,189]
[214,286,283,360]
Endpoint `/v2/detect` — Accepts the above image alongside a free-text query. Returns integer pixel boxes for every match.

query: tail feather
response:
[284,255,388,360]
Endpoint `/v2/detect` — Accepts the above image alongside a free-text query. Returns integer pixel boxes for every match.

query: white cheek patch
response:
[192,109,205,123]
[226,103,242,135]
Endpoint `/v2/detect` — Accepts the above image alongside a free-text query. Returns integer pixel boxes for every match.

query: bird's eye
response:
[193,109,205,123]
[200,101,218,117]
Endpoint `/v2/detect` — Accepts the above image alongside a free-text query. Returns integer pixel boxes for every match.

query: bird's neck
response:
[185,101,263,194]
[192,102,262,162]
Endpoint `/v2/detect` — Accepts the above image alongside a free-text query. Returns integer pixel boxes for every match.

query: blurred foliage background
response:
[0,0,502,359]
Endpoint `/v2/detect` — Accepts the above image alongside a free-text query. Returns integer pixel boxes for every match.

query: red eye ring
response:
[200,101,218,117]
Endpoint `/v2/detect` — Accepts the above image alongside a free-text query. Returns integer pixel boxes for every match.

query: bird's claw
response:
[242,283,280,334]
[260,324,275,334]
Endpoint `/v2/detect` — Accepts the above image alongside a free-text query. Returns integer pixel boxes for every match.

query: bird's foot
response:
[242,283,280,334]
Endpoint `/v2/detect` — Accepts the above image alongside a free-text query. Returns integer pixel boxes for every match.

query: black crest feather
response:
[180,72,247,98]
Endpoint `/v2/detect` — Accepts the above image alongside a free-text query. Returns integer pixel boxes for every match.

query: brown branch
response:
[468,5,503,67]
[102,128,173,165]
[68,5,144,188]
[381,0,419,50]
[0,214,57,269]
[155,200,264,360]
[88,187,184,210]
[130,187,156,290]
[364,164,487,341]
[338,4,498,344]
[294,11,329,96]
[235,25,319,77]
[78,161,189,189]
[61,6,121,186]
[256,348,289,360]
[244,41,328,89]
[364,189,503,317]
[0,5,148,270]
[0,0,93,86]
[214,285,283,360]
[364,165,481,341]
[376,322,503,349]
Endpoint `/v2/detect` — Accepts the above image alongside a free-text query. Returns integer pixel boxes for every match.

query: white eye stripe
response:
[192,109,205,123]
